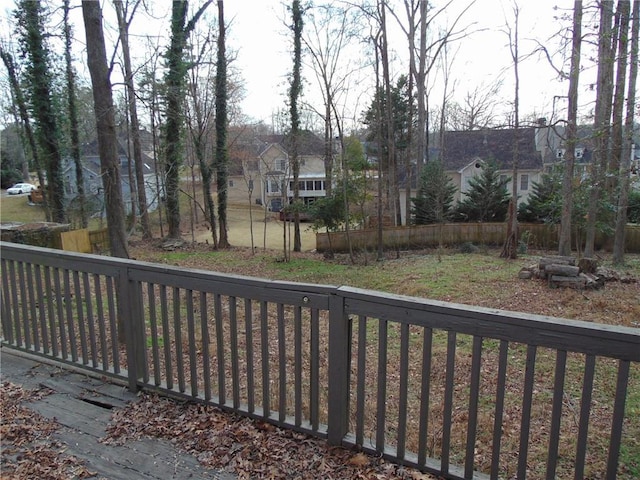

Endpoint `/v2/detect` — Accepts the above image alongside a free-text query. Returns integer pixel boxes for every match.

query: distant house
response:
[438,126,545,206]
[225,130,330,213]
[62,130,160,216]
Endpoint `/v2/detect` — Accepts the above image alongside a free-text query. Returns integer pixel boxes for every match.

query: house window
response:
[520,174,529,191]
[315,181,323,191]
[229,179,234,187]
[276,157,287,171]
[268,179,280,193]
[306,180,314,191]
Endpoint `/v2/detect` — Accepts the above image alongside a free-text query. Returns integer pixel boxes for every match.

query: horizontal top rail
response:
[339,286,640,362]
[2,241,638,361]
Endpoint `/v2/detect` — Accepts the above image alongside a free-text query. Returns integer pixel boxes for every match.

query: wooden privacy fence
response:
[316,223,640,253]
[1,242,638,480]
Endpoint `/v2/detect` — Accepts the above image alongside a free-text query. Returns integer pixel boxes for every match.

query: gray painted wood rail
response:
[1,242,638,480]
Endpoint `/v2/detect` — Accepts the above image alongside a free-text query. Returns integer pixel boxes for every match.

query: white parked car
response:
[6,183,36,195]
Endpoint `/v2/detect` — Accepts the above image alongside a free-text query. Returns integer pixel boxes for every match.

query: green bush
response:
[1,168,24,189]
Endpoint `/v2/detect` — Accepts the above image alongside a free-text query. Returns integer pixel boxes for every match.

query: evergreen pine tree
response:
[411,160,456,224]
[454,161,510,222]
[518,169,563,224]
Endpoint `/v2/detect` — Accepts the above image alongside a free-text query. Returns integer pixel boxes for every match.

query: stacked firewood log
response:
[519,255,605,289]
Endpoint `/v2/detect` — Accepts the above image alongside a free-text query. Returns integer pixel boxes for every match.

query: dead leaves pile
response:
[102,392,438,480]
[0,381,96,479]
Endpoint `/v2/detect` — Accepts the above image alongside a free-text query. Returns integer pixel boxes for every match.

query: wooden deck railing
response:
[1,242,638,480]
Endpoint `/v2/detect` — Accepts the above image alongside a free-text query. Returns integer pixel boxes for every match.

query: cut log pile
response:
[519,255,605,289]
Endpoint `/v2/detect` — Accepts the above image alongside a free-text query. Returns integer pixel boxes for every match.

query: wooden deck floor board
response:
[1,347,236,480]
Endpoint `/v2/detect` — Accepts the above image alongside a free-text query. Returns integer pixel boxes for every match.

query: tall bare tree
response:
[215,0,230,248]
[558,1,584,256]
[501,2,521,260]
[185,31,218,247]
[290,0,304,253]
[163,0,213,240]
[15,0,66,223]
[609,0,631,186]
[81,0,129,258]
[63,0,87,228]
[613,0,639,264]
[584,0,616,257]
[114,0,152,239]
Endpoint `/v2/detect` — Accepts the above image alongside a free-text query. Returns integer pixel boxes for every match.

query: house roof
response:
[258,130,325,157]
[440,127,543,171]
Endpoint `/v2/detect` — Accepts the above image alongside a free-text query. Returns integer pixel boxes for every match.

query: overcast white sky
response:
[224,0,590,127]
[1,1,593,129]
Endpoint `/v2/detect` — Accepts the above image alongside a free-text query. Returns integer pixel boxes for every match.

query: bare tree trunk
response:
[559,1,583,256]
[609,0,631,189]
[63,0,87,228]
[613,0,639,265]
[373,32,384,261]
[290,0,304,253]
[585,0,616,257]
[163,0,214,240]
[82,0,129,259]
[501,3,520,259]
[216,0,230,248]
[115,0,152,239]
[380,2,398,228]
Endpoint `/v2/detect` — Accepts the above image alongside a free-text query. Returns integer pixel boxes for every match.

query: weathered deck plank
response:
[0,348,236,480]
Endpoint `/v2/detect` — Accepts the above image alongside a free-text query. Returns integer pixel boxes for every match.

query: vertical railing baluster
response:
[73,271,88,364]
[277,303,287,422]
[309,307,320,431]
[490,340,509,480]
[173,287,185,393]
[25,263,39,351]
[34,265,49,354]
[465,336,484,478]
[147,283,160,385]
[105,276,119,373]
[294,305,302,426]
[43,266,57,357]
[0,257,13,343]
[244,298,254,413]
[417,326,433,467]
[441,331,457,474]
[53,268,68,360]
[606,359,630,480]
[355,315,367,446]
[159,284,172,389]
[517,345,538,479]
[201,293,212,401]
[229,296,240,409]
[574,354,595,480]
[63,269,77,361]
[93,274,108,371]
[83,272,98,367]
[214,293,225,405]
[375,319,388,452]
[17,262,29,348]
[396,322,410,460]
[546,349,567,479]
[260,300,270,417]
[186,289,197,397]
[1,258,15,344]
